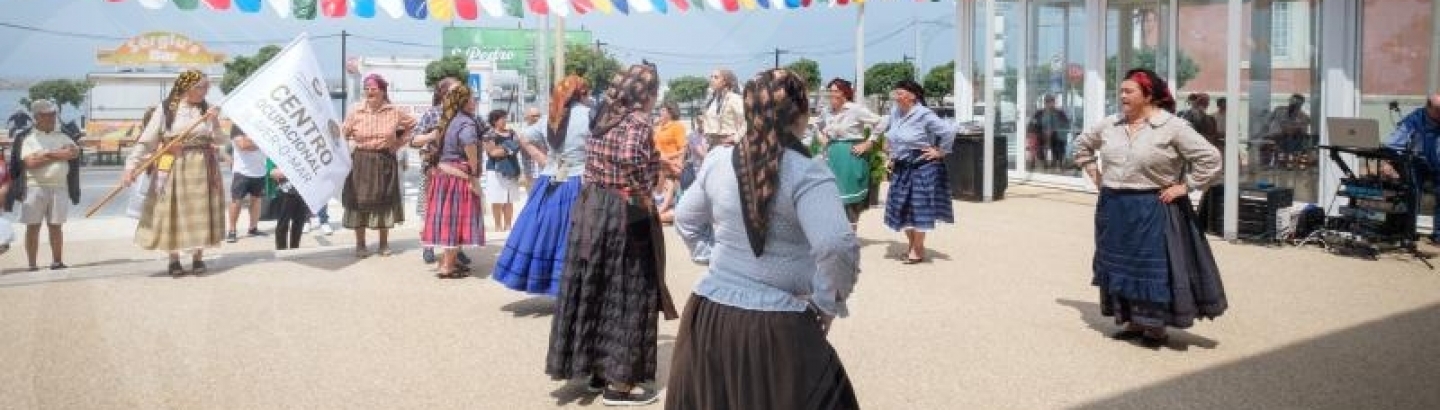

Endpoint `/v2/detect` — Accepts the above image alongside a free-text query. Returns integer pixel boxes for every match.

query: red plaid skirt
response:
[420,162,485,249]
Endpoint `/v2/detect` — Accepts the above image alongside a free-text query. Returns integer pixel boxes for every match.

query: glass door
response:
[1024,0,1090,179]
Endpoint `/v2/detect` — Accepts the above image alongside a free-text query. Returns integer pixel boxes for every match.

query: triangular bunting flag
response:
[547,0,570,16]
[172,0,201,10]
[353,0,378,17]
[204,0,232,10]
[428,0,455,20]
[267,0,292,17]
[293,0,318,19]
[591,0,614,14]
[527,0,549,13]
[457,0,481,19]
[405,0,429,18]
[321,0,346,16]
[235,0,263,12]
[378,0,406,17]
[502,0,526,17]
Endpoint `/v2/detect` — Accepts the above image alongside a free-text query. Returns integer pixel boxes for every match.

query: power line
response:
[0,21,338,45]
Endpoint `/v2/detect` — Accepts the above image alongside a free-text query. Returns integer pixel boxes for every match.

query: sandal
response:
[355,247,370,258]
[167,260,185,277]
[377,247,392,257]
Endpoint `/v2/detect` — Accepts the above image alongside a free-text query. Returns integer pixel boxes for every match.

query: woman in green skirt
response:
[817,78,882,230]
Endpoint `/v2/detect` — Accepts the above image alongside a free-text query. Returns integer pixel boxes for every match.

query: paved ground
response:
[2,184,1439,409]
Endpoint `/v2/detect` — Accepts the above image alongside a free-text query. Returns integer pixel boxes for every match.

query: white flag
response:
[222,33,350,214]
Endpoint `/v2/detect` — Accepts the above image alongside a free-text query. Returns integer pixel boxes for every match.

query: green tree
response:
[863,62,916,98]
[664,75,709,107]
[425,55,472,89]
[1106,47,1200,89]
[923,61,955,99]
[783,58,822,92]
[564,45,622,98]
[24,79,94,115]
[220,45,282,94]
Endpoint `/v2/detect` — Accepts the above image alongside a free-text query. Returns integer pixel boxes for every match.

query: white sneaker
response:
[321,224,334,235]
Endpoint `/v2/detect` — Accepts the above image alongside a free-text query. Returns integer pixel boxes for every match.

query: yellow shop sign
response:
[96,32,226,67]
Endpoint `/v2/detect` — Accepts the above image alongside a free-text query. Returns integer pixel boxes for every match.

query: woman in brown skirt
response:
[123,69,228,276]
[545,63,677,407]
[341,74,415,257]
[669,68,862,410]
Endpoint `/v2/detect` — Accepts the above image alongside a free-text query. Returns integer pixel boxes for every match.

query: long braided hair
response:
[734,68,812,257]
[548,75,590,151]
[162,69,209,132]
[429,84,475,169]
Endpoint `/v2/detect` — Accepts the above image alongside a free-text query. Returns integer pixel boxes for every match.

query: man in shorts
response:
[227,125,269,243]
[9,100,79,271]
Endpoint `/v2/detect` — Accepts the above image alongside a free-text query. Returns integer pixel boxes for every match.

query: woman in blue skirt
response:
[1074,68,1227,348]
[883,80,955,264]
[492,75,592,295]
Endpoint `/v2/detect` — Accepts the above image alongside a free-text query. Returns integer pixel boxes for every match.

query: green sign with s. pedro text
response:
[442,27,593,72]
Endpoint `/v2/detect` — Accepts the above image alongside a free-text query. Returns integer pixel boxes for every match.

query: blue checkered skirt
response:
[884,156,954,231]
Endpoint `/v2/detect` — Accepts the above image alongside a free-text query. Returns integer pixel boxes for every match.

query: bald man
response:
[1385,92,1440,242]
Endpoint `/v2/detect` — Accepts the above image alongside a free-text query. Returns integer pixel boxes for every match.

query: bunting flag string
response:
[107,0,942,19]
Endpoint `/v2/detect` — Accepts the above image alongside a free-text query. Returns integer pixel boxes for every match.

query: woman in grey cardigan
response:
[669,68,862,410]
[1073,68,1228,349]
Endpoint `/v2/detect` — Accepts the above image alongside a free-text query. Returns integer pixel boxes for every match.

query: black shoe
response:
[1140,333,1169,349]
[226,231,238,243]
[1111,329,1145,341]
[247,228,267,237]
[27,265,39,272]
[586,375,606,394]
[192,261,207,276]
[167,260,185,277]
[422,248,437,264]
[601,387,658,406]
[457,251,472,265]
[49,262,67,270]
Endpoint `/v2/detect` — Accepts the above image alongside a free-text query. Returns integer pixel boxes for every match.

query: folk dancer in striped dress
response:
[420,84,486,279]
[341,74,415,258]
[122,69,228,277]
[1075,68,1227,348]
[883,80,956,265]
[410,77,473,267]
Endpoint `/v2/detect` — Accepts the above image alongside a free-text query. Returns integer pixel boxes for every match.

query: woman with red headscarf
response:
[1074,68,1228,349]
[341,74,415,258]
[818,78,882,231]
[493,75,592,295]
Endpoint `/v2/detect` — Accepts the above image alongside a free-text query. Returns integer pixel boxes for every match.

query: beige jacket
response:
[700,90,746,138]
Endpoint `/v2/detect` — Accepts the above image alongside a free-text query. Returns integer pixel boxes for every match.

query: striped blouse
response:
[344,103,416,152]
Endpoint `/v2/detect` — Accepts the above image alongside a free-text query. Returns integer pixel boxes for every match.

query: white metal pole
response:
[956,0,975,126]
[539,15,551,99]
[555,17,566,87]
[982,0,997,201]
[1166,0,1179,88]
[1017,0,1030,176]
[857,4,867,104]
[1223,0,1241,240]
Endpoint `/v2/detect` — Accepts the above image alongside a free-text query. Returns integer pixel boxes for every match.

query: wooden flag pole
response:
[84,117,210,218]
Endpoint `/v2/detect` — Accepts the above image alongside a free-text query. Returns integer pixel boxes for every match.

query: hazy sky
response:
[0,1,972,84]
